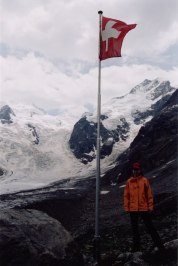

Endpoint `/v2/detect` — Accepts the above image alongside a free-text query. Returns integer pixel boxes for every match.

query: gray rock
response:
[69,116,130,164]
[164,239,178,250]
[27,124,40,144]
[0,209,84,266]
[0,105,15,124]
[0,168,4,176]
[117,251,148,266]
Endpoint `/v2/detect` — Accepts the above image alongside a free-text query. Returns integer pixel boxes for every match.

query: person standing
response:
[124,162,165,252]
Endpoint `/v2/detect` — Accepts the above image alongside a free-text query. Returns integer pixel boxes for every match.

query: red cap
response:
[132,162,141,169]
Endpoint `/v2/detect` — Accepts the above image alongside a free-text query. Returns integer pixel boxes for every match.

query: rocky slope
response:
[1,159,176,265]
[103,89,178,184]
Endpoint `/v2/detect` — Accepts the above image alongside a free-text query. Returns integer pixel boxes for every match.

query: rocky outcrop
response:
[69,116,130,164]
[0,105,15,124]
[0,168,4,176]
[132,93,172,125]
[69,117,97,163]
[27,124,40,144]
[148,80,175,100]
[0,209,83,266]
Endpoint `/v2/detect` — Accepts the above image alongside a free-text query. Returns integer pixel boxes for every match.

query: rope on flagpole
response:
[93,10,103,266]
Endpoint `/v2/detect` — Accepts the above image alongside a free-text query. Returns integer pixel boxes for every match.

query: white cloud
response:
[0,0,178,120]
[1,0,178,63]
[1,53,177,120]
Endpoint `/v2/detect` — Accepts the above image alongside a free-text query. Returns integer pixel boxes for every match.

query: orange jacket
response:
[124,175,153,212]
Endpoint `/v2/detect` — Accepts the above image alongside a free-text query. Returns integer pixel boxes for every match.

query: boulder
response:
[0,209,84,266]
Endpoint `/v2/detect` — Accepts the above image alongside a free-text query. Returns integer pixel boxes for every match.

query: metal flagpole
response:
[94,10,103,266]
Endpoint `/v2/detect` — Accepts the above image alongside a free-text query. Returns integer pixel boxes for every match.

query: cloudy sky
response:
[1,0,178,120]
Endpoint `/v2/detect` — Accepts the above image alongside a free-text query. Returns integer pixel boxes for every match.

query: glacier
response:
[0,78,176,194]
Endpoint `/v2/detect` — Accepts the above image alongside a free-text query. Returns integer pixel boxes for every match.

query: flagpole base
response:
[93,236,101,265]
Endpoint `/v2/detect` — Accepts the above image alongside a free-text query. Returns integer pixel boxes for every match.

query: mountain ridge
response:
[0,78,177,194]
[69,78,177,164]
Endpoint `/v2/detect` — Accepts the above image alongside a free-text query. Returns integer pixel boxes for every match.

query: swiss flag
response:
[99,16,136,61]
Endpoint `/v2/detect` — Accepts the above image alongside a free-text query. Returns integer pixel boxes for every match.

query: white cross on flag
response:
[99,16,137,60]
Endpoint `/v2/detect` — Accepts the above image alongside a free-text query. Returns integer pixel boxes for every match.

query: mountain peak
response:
[129,78,174,100]
[147,80,174,100]
[130,78,160,94]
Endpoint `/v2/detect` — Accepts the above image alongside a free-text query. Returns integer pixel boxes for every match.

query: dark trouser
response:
[130,212,164,251]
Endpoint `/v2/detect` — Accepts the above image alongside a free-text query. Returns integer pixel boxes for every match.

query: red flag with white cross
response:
[99,16,137,60]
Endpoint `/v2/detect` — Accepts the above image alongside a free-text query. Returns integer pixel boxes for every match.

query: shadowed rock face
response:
[103,89,178,183]
[27,124,40,144]
[69,116,130,164]
[0,105,15,124]
[0,209,84,266]
[0,168,3,176]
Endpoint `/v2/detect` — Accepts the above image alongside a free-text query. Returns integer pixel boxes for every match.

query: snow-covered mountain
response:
[0,78,177,194]
[69,78,176,163]
[0,104,90,194]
